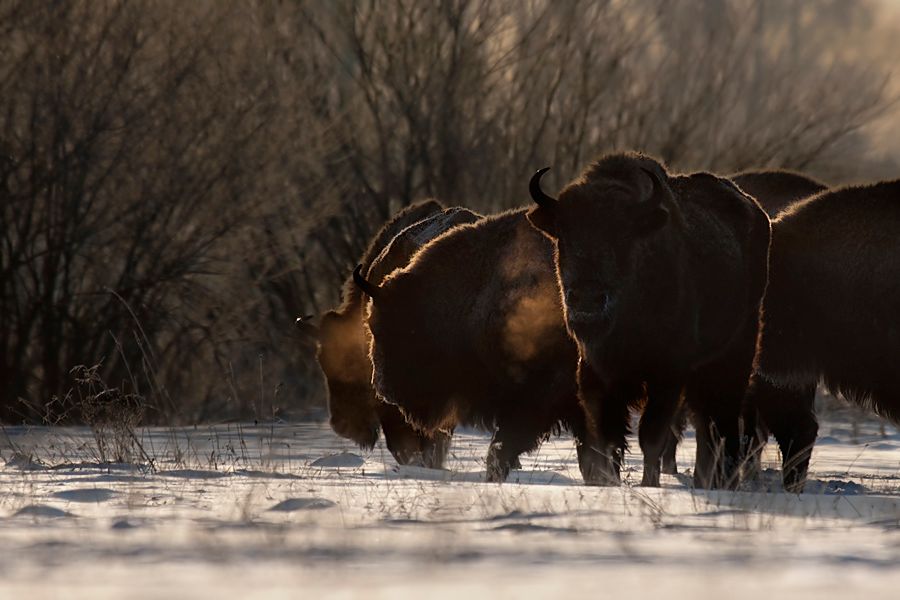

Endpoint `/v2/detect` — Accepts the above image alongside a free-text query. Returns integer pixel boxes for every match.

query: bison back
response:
[759,180,900,419]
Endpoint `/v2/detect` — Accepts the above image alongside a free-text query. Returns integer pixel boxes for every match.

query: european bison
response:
[355,209,606,483]
[756,178,900,488]
[527,153,771,488]
[732,170,828,491]
[304,200,479,467]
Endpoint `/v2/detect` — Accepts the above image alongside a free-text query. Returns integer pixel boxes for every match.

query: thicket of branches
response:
[0,0,894,424]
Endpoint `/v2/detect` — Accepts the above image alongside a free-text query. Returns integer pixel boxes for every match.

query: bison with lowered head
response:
[355,209,607,483]
[303,200,479,467]
[527,153,771,488]
[757,178,900,487]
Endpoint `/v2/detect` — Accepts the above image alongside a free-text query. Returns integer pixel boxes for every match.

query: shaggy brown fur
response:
[362,210,606,483]
[527,153,771,489]
[313,200,479,467]
[757,179,900,482]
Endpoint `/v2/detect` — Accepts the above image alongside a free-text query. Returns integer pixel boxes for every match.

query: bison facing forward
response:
[527,154,770,488]
[356,210,606,483]
[304,201,479,467]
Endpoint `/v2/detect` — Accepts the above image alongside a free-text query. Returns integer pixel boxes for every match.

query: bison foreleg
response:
[577,364,634,485]
[563,400,610,485]
[639,382,685,487]
[687,376,746,490]
[688,320,758,489]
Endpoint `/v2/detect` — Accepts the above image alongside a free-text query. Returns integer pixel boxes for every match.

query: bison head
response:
[526,155,673,342]
[314,308,381,449]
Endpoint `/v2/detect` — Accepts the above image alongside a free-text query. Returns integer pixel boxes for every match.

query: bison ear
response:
[526,206,557,238]
[631,204,669,237]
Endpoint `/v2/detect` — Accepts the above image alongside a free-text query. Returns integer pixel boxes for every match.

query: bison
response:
[355,209,607,483]
[526,153,771,488]
[731,170,827,491]
[756,178,900,488]
[303,200,480,467]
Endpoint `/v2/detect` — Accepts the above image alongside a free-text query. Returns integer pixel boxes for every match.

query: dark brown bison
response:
[657,169,827,490]
[355,210,607,483]
[527,153,771,488]
[756,178,900,488]
[731,170,828,491]
[303,200,480,467]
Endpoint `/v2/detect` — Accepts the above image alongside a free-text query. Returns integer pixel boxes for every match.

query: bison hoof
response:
[661,461,678,475]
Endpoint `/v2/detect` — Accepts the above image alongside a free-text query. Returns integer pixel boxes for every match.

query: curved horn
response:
[352,264,381,299]
[529,167,557,208]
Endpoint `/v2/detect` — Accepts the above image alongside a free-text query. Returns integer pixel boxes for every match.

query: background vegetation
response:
[1,0,896,424]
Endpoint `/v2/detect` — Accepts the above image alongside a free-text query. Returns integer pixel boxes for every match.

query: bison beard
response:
[527,153,771,489]
[360,210,609,484]
[306,200,479,468]
[757,179,900,482]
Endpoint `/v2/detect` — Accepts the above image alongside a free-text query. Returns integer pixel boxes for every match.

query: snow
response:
[1,418,899,598]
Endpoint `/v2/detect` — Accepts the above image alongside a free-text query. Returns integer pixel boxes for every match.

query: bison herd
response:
[299,152,900,492]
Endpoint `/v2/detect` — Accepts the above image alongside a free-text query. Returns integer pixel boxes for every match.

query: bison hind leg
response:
[577,367,638,486]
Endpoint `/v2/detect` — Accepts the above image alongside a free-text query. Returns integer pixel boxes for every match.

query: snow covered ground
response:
[2,416,900,598]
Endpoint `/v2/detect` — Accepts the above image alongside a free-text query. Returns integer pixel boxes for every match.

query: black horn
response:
[353,264,381,299]
[530,167,557,208]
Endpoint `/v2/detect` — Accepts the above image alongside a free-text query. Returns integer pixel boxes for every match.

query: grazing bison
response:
[355,210,607,483]
[527,153,771,488]
[731,170,828,492]
[756,178,900,488]
[304,200,479,467]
